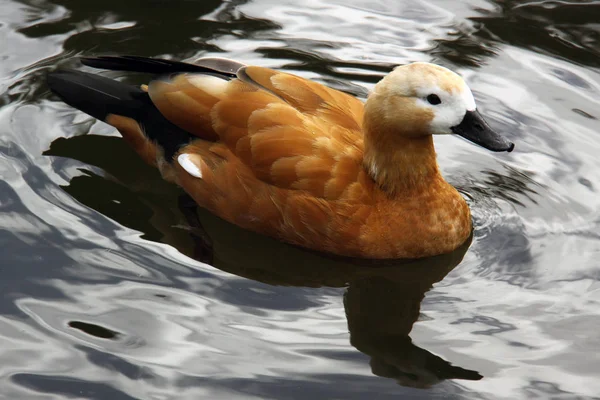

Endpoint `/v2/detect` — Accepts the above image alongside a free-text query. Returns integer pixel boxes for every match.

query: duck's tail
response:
[48,55,244,164]
[47,67,196,162]
[47,69,147,123]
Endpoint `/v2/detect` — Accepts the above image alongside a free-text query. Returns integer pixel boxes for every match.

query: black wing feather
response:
[81,55,237,79]
[47,55,245,161]
[47,69,193,161]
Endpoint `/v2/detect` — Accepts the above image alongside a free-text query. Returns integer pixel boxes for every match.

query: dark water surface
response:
[1,0,600,399]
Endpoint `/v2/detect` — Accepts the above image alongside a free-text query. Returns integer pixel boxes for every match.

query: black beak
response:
[451,110,514,152]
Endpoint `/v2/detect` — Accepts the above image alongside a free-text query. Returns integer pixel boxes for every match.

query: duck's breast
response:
[357,184,472,259]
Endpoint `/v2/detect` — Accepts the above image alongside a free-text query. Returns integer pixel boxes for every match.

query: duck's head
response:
[364,62,514,152]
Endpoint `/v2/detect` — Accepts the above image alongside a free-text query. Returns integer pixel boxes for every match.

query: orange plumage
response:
[48,56,514,259]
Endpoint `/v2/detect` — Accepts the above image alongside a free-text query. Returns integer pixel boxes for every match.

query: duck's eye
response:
[426,94,441,105]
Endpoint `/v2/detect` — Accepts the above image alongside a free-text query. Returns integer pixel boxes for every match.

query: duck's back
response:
[146,65,373,202]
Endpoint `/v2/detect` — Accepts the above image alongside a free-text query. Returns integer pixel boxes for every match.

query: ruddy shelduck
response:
[47,56,514,259]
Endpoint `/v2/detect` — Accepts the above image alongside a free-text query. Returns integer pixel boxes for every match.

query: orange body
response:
[107,65,472,259]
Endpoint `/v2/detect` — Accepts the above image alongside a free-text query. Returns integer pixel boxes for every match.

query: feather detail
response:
[48,56,475,259]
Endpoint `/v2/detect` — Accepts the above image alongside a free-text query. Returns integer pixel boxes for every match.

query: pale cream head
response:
[367,62,477,136]
[362,62,513,194]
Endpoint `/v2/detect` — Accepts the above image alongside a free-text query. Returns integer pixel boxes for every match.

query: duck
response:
[47,55,514,259]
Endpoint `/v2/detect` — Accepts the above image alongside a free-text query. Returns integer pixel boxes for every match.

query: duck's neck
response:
[363,133,441,196]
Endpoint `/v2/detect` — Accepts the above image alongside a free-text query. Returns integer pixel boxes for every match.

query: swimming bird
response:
[47,56,513,259]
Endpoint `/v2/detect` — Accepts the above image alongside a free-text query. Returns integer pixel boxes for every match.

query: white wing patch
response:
[178,153,203,178]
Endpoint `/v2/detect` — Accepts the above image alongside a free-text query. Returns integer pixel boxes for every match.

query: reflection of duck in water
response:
[184,203,482,388]
[48,55,513,260]
[344,261,482,388]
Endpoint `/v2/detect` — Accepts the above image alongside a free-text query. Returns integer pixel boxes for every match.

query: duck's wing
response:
[48,57,377,255]
[51,56,370,201]
[147,63,370,201]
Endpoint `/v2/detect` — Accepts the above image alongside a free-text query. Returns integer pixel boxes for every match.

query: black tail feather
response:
[81,55,237,79]
[47,69,194,161]
[47,69,146,121]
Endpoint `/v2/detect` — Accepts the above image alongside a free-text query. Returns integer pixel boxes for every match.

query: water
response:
[1,0,600,398]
